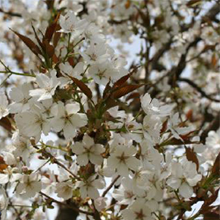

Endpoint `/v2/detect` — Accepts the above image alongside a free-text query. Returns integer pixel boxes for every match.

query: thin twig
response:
[40,192,93,216]
[0,70,35,77]
[179,78,220,103]
[102,175,120,197]
[0,8,22,17]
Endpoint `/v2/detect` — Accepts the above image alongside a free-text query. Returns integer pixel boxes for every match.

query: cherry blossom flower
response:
[141,93,174,117]
[9,83,32,113]
[107,144,140,176]
[81,42,109,64]
[29,70,60,101]
[113,178,136,204]
[59,11,88,37]
[51,102,88,140]
[167,158,202,198]
[0,167,22,185]
[88,61,118,85]
[59,62,85,80]
[56,181,74,200]
[16,173,42,199]
[168,113,193,140]
[122,199,154,220]
[15,108,50,140]
[94,197,107,211]
[72,134,105,166]
[77,175,105,199]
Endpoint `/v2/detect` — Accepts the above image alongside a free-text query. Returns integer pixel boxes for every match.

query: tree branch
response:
[179,78,220,103]
[200,112,220,144]
[0,8,22,17]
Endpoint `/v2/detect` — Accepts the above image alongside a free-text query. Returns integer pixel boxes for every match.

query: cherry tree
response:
[0,0,219,220]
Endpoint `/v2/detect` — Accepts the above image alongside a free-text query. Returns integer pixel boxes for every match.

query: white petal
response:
[0,174,9,184]
[179,182,193,198]
[83,134,94,147]
[72,142,84,154]
[66,103,80,115]
[63,122,76,140]
[77,154,89,166]
[167,178,181,190]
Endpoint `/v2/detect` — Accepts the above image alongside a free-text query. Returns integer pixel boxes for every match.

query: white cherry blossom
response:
[107,144,140,176]
[56,181,74,200]
[9,83,32,113]
[16,173,42,199]
[122,199,154,220]
[51,102,88,140]
[77,175,105,199]
[29,70,60,101]
[72,134,105,166]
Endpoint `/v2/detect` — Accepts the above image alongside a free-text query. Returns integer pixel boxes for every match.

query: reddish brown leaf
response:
[112,84,143,99]
[45,0,55,9]
[186,109,193,121]
[113,73,131,89]
[125,0,131,9]
[203,45,216,52]
[211,54,217,67]
[52,54,59,64]
[126,92,140,101]
[113,66,140,89]
[0,156,8,172]
[161,119,168,134]
[68,57,74,66]
[0,117,13,132]
[53,24,61,48]
[179,130,196,140]
[105,98,118,110]
[43,40,55,58]
[70,76,92,99]
[185,147,199,171]
[103,81,112,99]
[186,0,202,7]
[204,212,220,220]
[160,138,196,146]
[11,29,41,56]
[44,13,60,43]
[211,152,220,177]
[31,24,44,50]
[201,189,220,214]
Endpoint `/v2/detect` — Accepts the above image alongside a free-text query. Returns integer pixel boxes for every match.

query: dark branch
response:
[200,112,220,144]
[179,78,220,103]
[0,8,22,17]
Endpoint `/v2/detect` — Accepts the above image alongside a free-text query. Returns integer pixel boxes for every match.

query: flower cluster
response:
[0,0,219,220]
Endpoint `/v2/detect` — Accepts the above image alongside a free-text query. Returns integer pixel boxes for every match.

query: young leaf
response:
[112,84,143,99]
[103,81,112,99]
[113,66,140,89]
[43,39,55,58]
[0,156,8,172]
[53,24,61,48]
[44,13,60,43]
[211,152,220,177]
[201,189,220,214]
[126,92,140,101]
[185,147,199,171]
[11,29,41,56]
[31,24,44,50]
[113,73,131,89]
[0,117,13,132]
[70,76,92,99]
